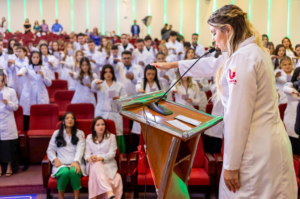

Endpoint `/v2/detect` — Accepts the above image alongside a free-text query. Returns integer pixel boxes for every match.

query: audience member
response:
[41,19,49,33]
[23,18,31,34]
[52,19,63,35]
[131,20,140,38]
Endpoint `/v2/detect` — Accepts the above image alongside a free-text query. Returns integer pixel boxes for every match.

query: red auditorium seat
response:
[206,103,213,115]
[47,80,68,103]
[214,139,224,193]
[42,119,127,199]
[279,103,287,121]
[66,103,94,119]
[123,117,131,135]
[13,105,28,159]
[293,155,300,188]
[27,104,59,163]
[129,134,215,196]
[55,72,59,80]
[205,90,212,103]
[54,90,75,117]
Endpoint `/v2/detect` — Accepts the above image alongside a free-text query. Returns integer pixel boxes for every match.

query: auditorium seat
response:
[54,72,59,80]
[27,104,59,163]
[206,103,213,115]
[123,117,131,135]
[66,103,94,119]
[54,90,75,117]
[47,80,68,103]
[214,139,224,193]
[279,103,287,121]
[13,105,28,159]
[205,90,212,103]
[42,119,127,199]
[128,134,215,196]
[293,155,300,188]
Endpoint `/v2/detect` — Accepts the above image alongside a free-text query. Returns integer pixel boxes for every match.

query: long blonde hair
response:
[208,5,266,99]
[159,44,169,56]
[62,42,74,61]
[74,50,84,72]
[175,69,196,91]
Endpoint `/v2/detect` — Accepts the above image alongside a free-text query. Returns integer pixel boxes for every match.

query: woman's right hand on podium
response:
[150,62,178,70]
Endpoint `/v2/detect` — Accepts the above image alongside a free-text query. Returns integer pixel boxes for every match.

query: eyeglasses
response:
[122,57,131,60]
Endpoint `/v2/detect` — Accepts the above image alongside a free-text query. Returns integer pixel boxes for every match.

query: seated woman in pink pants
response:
[85,116,123,199]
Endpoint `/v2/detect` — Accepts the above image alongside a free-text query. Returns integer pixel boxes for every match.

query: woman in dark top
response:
[90,28,101,46]
[24,18,31,34]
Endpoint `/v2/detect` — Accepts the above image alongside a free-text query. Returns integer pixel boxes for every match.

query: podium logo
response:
[229,68,237,84]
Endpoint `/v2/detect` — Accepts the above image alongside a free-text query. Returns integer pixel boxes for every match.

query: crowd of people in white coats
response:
[0,26,300,198]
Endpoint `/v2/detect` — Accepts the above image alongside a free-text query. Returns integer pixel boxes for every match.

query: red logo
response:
[229,68,237,84]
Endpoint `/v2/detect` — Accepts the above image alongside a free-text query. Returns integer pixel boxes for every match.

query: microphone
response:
[148,48,216,115]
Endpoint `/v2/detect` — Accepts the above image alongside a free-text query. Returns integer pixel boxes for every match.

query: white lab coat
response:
[0,86,18,140]
[132,49,155,72]
[108,55,122,67]
[165,41,184,61]
[9,57,29,100]
[47,129,87,177]
[72,42,81,52]
[178,36,297,198]
[166,54,178,63]
[204,83,224,139]
[85,134,118,179]
[6,54,18,88]
[78,43,88,52]
[275,69,292,104]
[19,65,52,116]
[91,80,127,136]
[132,80,167,134]
[118,43,135,56]
[112,63,143,97]
[293,59,300,69]
[42,55,59,80]
[286,49,294,58]
[84,50,102,76]
[98,49,110,68]
[193,77,210,112]
[144,46,158,60]
[283,82,300,138]
[190,43,205,58]
[170,79,201,108]
[60,56,76,90]
[53,51,64,77]
[71,72,98,107]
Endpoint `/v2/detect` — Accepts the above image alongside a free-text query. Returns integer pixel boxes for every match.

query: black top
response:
[24,24,31,29]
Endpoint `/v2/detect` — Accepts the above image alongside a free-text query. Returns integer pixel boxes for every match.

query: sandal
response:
[6,172,13,177]
[109,196,115,199]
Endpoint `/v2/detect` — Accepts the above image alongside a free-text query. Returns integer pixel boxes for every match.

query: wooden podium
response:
[112,91,223,199]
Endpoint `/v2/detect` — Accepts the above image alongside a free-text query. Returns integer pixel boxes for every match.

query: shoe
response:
[6,172,13,177]
[109,196,115,199]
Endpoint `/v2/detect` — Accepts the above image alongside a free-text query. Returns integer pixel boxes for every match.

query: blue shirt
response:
[133,25,138,35]
[90,34,101,46]
[51,23,63,32]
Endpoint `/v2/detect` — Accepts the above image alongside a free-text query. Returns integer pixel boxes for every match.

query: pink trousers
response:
[88,161,123,199]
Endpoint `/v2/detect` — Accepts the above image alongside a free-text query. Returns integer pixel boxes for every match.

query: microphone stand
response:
[148,48,216,115]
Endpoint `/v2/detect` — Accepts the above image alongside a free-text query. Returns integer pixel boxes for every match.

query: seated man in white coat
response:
[190,33,205,58]
[144,35,158,60]
[85,40,102,77]
[132,39,155,73]
[77,33,88,52]
[118,34,135,56]
[0,40,8,73]
[108,45,122,67]
[166,31,185,61]
[113,51,143,97]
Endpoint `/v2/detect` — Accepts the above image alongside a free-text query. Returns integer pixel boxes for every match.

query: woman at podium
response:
[154,4,297,199]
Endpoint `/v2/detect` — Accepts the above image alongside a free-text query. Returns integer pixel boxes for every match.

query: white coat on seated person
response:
[9,56,29,100]
[84,46,102,76]
[170,78,202,109]
[19,64,52,116]
[283,82,300,138]
[70,71,98,107]
[0,86,19,140]
[91,79,127,136]
[85,133,118,180]
[113,62,143,97]
[6,53,18,88]
[177,36,297,199]
[117,43,135,57]
[47,129,87,177]
[204,82,223,139]
[42,54,59,80]
[275,69,293,105]
[60,55,76,90]
[132,47,155,72]
[131,79,168,134]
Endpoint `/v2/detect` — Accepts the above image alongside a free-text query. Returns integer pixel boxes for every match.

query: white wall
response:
[0,0,299,47]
